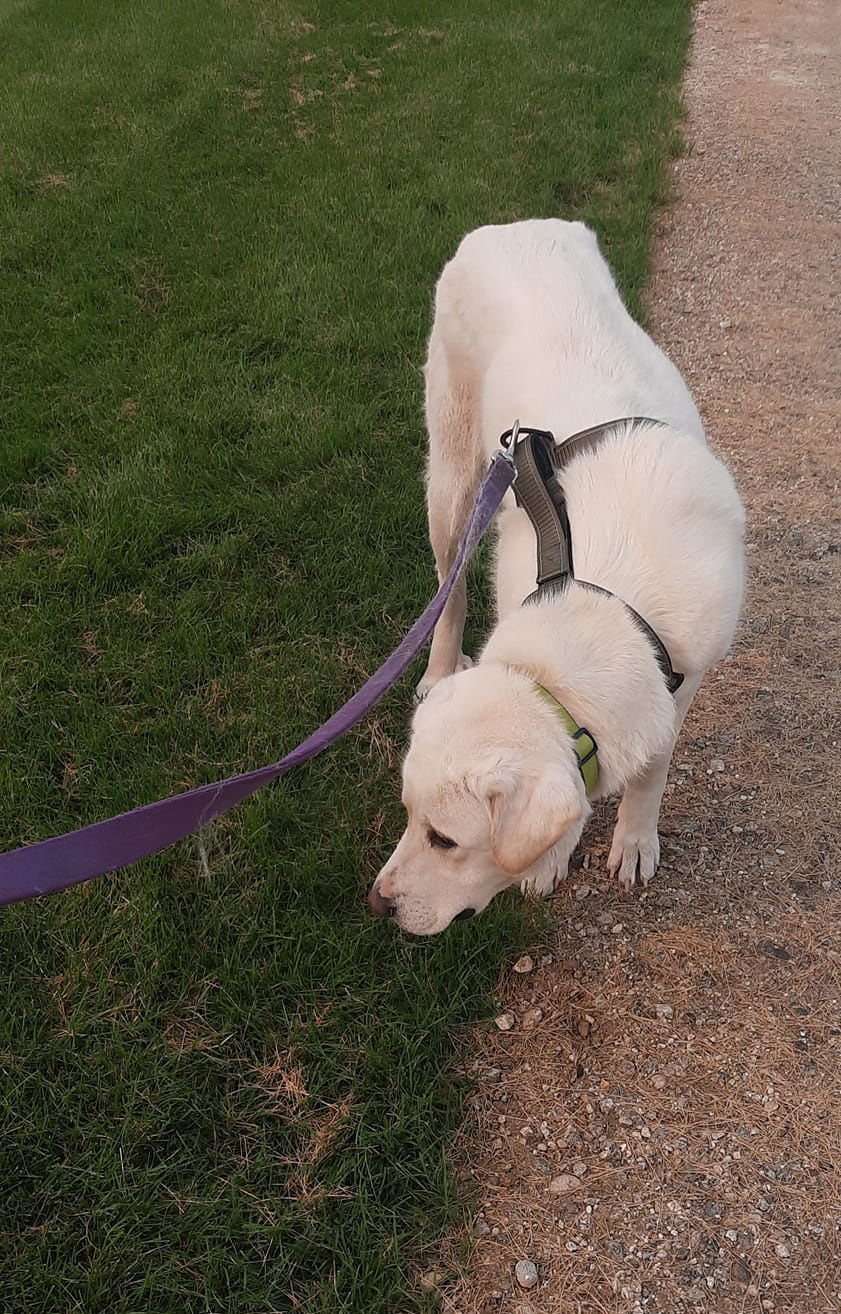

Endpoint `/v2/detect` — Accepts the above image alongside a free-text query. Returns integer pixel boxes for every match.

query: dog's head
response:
[368,665,587,935]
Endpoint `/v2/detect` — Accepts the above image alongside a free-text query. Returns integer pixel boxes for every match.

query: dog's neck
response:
[480,584,678,796]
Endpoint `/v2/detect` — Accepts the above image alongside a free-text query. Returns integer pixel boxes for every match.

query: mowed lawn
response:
[0,1,691,1310]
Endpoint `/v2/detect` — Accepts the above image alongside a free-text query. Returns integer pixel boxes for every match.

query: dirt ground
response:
[432,1,841,1311]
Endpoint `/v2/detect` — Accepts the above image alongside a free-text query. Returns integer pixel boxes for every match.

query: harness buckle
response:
[570,725,598,768]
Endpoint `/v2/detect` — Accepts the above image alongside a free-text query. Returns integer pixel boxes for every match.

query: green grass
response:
[0,1,691,1309]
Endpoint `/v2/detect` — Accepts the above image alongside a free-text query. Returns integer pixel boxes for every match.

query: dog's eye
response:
[428,828,457,851]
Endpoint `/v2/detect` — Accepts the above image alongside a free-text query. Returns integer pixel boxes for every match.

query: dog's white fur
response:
[371,220,745,935]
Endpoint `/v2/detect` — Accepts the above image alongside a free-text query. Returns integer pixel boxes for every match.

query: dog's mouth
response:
[400,904,477,934]
[367,892,478,934]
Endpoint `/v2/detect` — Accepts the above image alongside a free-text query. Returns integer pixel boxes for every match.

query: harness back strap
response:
[505,417,667,592]
[504,426,573,586]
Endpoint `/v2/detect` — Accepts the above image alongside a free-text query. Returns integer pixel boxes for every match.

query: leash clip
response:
[498,419,523,481]
[499,418,521,454]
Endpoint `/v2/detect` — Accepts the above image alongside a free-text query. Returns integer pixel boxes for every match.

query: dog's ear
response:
[488,765,582,876]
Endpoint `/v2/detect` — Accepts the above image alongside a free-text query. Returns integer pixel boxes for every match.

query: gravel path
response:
[434,2,841,1310]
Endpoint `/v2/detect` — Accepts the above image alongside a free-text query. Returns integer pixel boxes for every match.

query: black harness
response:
[502,419,684,695]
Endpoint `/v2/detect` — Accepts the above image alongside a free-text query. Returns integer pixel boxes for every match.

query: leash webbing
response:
[0,454,515,907]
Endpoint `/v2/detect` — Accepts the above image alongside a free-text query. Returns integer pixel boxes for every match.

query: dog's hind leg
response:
[608,672,702,891]
[416,324,484,701]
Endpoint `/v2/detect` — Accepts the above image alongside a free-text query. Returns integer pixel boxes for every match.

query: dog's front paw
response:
[608,825,660,892]
[414,653,472,704]
[520,852,568,899]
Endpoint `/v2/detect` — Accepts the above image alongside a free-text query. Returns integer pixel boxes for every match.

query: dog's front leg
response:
[416,342,482,700]
[520,816,584,898]
[608,674,701,891]
[416,521,472,701]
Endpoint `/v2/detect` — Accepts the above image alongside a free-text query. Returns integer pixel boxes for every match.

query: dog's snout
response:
[453,906,476,921]
[368,885,396,919]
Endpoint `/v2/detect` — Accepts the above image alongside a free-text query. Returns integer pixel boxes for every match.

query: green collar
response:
[534,684,599,796]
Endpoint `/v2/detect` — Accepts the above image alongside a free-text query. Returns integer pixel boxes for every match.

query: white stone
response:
[513,954,535,974]
[515,1259,539,1290]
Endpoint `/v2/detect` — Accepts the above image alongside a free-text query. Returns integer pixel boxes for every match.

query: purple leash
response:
[0,454,514,907]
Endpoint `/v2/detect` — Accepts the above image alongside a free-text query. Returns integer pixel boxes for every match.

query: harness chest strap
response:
[501,416,687,798]
[505,419,684,696]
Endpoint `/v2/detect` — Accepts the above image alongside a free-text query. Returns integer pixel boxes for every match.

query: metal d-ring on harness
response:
[500,419,685,696]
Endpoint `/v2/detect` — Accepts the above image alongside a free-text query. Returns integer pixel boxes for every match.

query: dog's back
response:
[428,220,745,673]
[432,219,704,453]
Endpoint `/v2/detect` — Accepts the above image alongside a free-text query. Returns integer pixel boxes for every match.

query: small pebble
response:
[420,1267,445,1290]
[514,1259,539,1290]
[513,954,534,974]
[710,758,726,772]
[775,1242,790,1260]
[522,1007,543,1030]
[495,1012,516,1031]
[655,1003,674,1020]
[761,940,791,960]
[549,1173,581,1194]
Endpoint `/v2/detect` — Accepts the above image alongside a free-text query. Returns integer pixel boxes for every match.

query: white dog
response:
[369,220,745,935]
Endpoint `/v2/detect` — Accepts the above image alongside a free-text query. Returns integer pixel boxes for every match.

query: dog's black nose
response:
[453,906,476,921]
[368,886,396,919]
